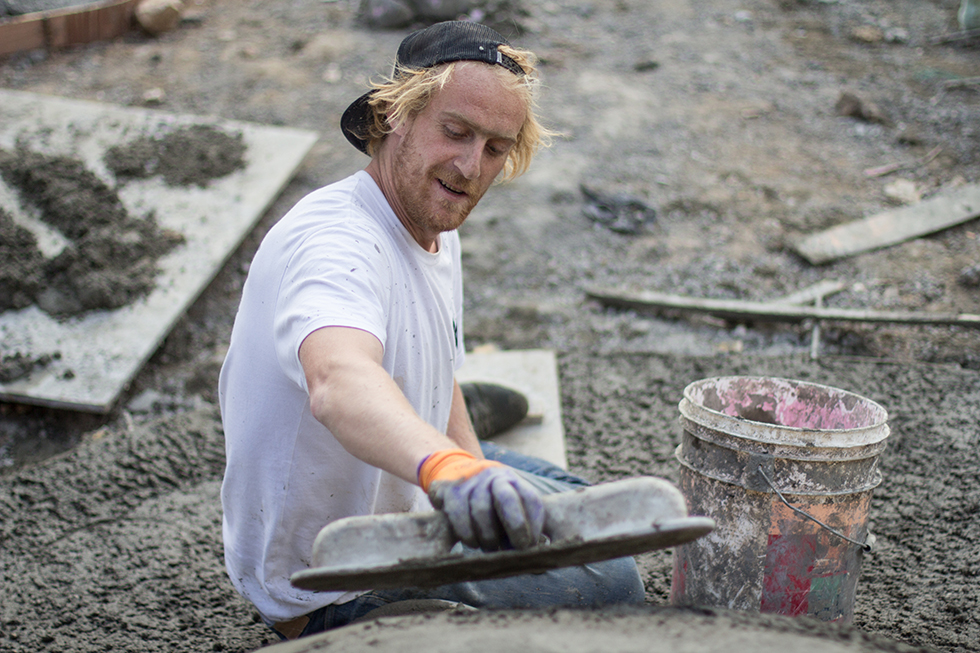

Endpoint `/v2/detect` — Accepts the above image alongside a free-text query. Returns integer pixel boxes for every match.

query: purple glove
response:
[428,466,546,551]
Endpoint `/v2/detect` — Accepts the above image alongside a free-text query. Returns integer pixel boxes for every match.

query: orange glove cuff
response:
[417,448,503,493]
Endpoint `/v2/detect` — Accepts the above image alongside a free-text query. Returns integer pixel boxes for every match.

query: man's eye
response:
[487,143,509,157]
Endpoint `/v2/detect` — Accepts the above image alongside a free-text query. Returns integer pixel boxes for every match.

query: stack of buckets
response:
[670,376,890,623]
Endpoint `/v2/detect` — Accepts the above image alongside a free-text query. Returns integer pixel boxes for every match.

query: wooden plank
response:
[456,349,567,470]
[793,184,980,265]
[773,279,846,306]
[0,13,46,56]
[0,0,136,55]
[585,288,980,329]
[46,0,137,49]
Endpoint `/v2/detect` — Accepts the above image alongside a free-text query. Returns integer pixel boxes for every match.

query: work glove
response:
[419,448,545,552]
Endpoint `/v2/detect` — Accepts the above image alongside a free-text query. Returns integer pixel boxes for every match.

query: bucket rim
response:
[680,375,890,449]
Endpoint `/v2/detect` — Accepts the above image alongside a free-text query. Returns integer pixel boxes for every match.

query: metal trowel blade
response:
[291,476,714,592]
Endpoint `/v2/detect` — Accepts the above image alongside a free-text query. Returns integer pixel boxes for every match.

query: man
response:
[219,21,643,641]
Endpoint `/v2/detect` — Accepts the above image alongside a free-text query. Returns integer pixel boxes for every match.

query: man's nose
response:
[454,142,484,180]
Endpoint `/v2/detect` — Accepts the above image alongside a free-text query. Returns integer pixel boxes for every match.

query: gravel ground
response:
[1,0,978,651]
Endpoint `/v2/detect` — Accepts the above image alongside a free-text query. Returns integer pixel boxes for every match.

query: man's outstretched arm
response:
[299,325,544,550]
[299,325,459,483]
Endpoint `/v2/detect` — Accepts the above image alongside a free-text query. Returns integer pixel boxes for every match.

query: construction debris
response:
[580,184,657,235]
[772,280,846,359]
[793,184,980,265]
[863,145,942,178]
[585,287,980,329]
[135,0,183,35]
[835,91,891,126]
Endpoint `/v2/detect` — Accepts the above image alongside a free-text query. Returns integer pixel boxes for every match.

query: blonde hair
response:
[361,44,554,181]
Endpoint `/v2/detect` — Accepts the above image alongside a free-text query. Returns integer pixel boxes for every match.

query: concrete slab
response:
[456,349,567,470]
[0,90,319,412]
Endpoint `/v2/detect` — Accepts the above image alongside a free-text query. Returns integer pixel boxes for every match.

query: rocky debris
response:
[357,0,528,33]
[580,184,657,235]
[834,91,892,126]
[0,149,185,317]
[104,124,246,188]
[0,208,43,312]
[0,351,58,384]
[882,179,921,205]
[0,149,125,240]
[135,0,184,35]
[959,262,980,287]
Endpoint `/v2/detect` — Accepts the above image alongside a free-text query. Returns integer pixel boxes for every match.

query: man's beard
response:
[392,156,485,237]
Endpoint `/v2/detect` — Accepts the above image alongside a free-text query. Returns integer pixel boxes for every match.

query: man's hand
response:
[420,449,545,551]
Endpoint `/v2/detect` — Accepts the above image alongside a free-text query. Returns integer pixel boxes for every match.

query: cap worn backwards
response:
[341,21,525,154]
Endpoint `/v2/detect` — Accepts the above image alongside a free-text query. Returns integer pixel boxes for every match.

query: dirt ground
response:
[1,0,979,651]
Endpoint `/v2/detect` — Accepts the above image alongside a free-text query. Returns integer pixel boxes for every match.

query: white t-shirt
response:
[218,171,465,623]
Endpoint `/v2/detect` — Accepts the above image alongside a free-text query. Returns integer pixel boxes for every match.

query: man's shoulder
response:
[289,172,387,221]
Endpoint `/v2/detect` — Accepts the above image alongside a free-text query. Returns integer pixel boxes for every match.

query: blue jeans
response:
[276,442,645,638]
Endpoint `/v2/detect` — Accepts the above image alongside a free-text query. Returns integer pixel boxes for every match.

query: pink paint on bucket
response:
[670,376,889,623]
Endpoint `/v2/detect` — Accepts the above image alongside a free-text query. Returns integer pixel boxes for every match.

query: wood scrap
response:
[773,279,846,306]
[930,27,980,45]
[864,145,942,178]
[810,294,824,360]
[585,287,980,329]
[943,76,980,90]
[773,280,846,359]
[793,184,980,264]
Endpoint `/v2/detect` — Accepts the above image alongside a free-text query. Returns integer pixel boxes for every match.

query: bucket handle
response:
[757,467,874,552]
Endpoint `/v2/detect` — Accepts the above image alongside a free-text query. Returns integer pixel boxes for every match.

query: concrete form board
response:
[455,349,567,469]
[0,89,319,412]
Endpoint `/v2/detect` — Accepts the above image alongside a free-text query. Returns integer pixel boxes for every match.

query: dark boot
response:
[460,382,529,440]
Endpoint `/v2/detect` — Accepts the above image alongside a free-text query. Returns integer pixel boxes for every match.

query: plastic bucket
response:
[669,376,889,623]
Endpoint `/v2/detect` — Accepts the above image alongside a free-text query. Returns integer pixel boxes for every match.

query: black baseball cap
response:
[341,21,526,154]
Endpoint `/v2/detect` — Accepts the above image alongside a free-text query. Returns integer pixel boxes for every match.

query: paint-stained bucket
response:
[669,376,889,623]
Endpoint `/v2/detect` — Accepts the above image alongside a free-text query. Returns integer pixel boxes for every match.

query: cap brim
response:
[341,91,375,155]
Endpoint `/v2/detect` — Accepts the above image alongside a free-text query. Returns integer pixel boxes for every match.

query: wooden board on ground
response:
[793,184,980,264]
[0,89,319,413]
[456,349,567,470]
[0,0,138,56]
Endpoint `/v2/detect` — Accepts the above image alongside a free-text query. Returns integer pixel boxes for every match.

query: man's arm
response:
[299,325,544,550]
[446,379,483,458]
[299,325,461,483]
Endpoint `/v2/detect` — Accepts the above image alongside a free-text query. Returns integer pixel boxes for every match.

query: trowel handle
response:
[429,476,690,546]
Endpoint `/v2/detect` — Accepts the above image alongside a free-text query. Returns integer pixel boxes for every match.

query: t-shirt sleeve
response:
[272,223,391,391]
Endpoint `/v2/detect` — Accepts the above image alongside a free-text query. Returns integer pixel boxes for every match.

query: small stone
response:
[884,27,909,43]
[959,263,980,288]
[580,183,657,235]
[897,126,924,146]
[850,25,884,44]
[835,91,891,126]
[128,388,163,413]
[136,0,184,36]
[413,0,479,21]
[358,0,414,29]
[142,87,166,105]
[883,179,921,205]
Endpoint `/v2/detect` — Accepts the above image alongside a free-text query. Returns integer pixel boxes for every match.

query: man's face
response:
[381,63,527,250]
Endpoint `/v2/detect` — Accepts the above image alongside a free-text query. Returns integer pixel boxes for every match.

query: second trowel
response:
[291,476,714,592]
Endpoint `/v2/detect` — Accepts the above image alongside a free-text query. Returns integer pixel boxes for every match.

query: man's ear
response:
[388,111,409,137]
